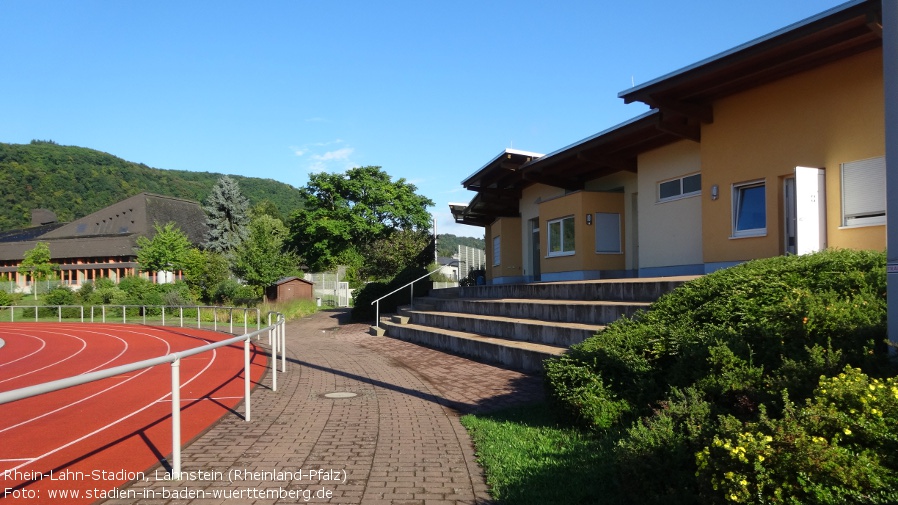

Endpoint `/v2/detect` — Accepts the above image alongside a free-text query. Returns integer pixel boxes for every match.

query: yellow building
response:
[452,0,886,284]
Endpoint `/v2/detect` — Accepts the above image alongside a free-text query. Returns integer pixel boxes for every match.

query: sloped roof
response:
[0,193,208,261]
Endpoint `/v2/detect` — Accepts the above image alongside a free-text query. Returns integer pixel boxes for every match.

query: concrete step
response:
[402,309,601,347]
[379,318,564,372]
[457,275,698,302]
[414,297,650,326]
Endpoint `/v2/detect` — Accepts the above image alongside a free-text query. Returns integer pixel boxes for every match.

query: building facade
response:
[452,0,886,284]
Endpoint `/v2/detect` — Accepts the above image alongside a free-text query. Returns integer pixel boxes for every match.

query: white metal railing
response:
[369,261,457,329]
[0,305,286,478]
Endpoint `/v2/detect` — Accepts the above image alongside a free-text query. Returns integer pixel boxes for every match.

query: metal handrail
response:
[0,305,286,478]
[369,261,458,329]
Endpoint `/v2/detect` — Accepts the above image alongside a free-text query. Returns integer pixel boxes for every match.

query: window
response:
[594,213,622,254]
[492,236,501,266]
[548,216,575,256]
[658,173,701,202]
[842,156,886,227]
[732,181,766,237]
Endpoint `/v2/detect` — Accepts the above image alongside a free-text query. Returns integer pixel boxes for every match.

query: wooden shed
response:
[265,276,314,302]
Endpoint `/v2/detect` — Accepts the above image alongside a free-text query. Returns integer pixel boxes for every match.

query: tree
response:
[135,222,192,274]
[288,166,434,274]
[364,229,433,281]
[18,242,57,299]
[203,175,250,256]
[181,248,230,303]
[233,214,300,294]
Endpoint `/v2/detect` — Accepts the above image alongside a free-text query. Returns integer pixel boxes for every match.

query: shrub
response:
[544,249,892,503]
[696,367,898,504]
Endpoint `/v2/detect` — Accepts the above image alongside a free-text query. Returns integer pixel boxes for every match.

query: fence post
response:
[281,318,286,373]
[58,306,61,322]
[180,307,184,328]
[244,339,251,422]
[170,357,182,477]
[162,307,166,327]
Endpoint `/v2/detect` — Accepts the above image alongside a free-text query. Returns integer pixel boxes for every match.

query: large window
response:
[548,216,575,256]
[658,173,701,202]
[842,156,886,227]
[732,181,766,237]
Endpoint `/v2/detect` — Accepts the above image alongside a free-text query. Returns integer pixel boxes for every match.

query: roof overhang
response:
[520,110,681,190]
[451,149,543,227]
[618,0,882,124]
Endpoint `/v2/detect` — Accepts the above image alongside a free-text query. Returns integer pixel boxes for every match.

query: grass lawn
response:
[460,402,619,505]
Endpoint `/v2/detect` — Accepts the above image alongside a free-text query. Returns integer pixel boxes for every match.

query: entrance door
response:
[530,218,541,282]
[784,167,827,255]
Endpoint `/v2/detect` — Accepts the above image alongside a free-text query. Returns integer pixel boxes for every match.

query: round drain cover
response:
[323,392,358,399]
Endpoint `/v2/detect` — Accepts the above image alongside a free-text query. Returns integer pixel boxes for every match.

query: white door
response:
[794,166,827,255]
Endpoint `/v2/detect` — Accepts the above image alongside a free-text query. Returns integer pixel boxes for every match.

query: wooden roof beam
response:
[657,113,701,142]
[651,97,714,123]
[577,152,637,173]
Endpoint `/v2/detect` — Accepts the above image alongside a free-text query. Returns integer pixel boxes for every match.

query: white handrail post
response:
[197,308,201,329]
[162,306,166,327]
[171,357,182,477]
[244,338,251,422]
[80,306,84,323]
[270,324,277,392]
[411,283,415,309]
[122,306,126,324]
[375,300,380,330]
[180,307,184,327]
[58,306,61,322]
[280,318,286,373]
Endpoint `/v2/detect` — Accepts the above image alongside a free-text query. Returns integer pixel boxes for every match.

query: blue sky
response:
[2,1,848,237]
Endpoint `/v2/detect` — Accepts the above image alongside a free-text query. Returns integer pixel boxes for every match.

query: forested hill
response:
[0,141,305,231]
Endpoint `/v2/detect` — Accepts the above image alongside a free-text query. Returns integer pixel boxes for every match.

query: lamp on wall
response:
[711,185,719,201]
[586,213,593,225]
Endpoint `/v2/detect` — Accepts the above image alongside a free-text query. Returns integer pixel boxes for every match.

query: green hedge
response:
[544,249,894,504]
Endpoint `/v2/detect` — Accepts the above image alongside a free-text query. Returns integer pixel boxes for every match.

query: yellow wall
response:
[538,191,625,275]
[701,48,885,264]
[486,217,523,282]
[637,140,703,268]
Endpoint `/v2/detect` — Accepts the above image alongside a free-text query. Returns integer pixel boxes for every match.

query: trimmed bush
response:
[544,249,893,504]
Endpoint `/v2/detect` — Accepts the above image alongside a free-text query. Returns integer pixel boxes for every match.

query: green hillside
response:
[0,141,305,231]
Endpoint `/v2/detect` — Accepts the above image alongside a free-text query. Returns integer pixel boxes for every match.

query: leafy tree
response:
[288,166,434,274]
[364,229,433,280]
[251,199,284,222]
[203,175,250,257]
[436,234,486,257]
[233,214,300,294]
[18,242,57,299]
[181,248,230,302]
[135,222,192,274]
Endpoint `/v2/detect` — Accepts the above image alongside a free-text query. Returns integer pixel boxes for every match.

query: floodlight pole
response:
[884,0,898,352]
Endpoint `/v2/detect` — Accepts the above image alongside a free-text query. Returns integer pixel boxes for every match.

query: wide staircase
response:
[376,276,697,372]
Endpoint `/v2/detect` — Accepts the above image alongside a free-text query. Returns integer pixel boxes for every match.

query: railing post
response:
[180,307,184,327]
[80,306,84,323]
[244,338,251,422]
[171,357,182,477]
[57,305,61,322]
[162,306,166,327]
[375,300,380,330]
[197,308,201,329]
[229,308,233,334]
[142,306,146,325]
[270,321,277,392]
[281,318,286,373]
[122,306,126,325]
[102,305,106,323]
[213,308,218,332]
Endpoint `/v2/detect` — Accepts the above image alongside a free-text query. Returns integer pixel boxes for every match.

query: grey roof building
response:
[0,193,208,288]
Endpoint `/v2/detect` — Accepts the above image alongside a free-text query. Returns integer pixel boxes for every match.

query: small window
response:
[594,213,622,254]
[842,156,886,227]
[548,216,575,256]
[492,236,501,266]
[732,181,766,237]
[658,173,701,202]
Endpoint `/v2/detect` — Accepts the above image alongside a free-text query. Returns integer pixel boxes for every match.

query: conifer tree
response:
[203,175,250,256]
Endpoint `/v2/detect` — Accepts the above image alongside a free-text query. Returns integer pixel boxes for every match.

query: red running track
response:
[0,323,268,504]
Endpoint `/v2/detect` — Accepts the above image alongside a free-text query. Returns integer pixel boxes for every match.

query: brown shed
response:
[265,276,314,302]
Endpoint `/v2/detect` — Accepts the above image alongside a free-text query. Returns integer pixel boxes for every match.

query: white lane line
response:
[0,334,47,368]
[4,342,220,474]
[0,328,172,432]
[0,332,86,384]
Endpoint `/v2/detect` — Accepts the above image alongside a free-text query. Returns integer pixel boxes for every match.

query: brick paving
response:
[105,309,544,505]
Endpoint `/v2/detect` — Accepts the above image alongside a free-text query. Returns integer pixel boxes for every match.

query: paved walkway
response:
[107,309,545,505]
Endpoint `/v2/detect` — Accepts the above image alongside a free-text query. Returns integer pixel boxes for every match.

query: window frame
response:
[492,235,501,266]
[732,180,767,238]
[547,216,576,257]
[658,173,702,203]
